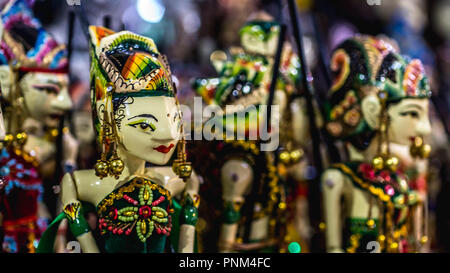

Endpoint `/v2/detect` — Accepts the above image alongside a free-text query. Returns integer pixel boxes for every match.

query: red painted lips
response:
[153,143,174,154]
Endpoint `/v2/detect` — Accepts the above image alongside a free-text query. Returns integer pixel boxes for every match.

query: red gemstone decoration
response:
[379,171,391,182]
[139,205,152,219]
[385,185,395,196]
[109,208,118,220]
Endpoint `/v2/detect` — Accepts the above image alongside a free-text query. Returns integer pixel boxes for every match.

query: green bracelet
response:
[180,194,199,226]
[63,202,90,237]
[223,201,241,224]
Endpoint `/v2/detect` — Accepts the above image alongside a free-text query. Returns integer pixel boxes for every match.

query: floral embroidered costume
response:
[96,177,174,252]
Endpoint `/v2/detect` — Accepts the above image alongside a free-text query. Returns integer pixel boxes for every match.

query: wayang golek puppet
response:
[0,0,76,253]
[37,26,200,253]
[192,14,312,252]
[321,35,432,253]
[0,0,77,177]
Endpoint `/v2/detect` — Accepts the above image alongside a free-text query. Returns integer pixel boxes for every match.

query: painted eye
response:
[32,84,60,94]
[139,122,155,132]
[400,111,419,118]
[140,123,149,130]
[127,120,156,132]
[44,88,58,94]
[409,112,419,118]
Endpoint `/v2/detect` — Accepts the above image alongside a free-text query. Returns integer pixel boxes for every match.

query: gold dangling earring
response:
[384,120,399,173]
[409,136,421,157]
[94,82,116,179]
[172,142,182,175]
[173,132,192,182]
[372,91,387,171]
[384,155,399,172]
[372,90,399,172]
[171,107,192,181]
[108,109,124,179]
[410,136,431,159]
[94,102,110,179]
[420,142,431,159]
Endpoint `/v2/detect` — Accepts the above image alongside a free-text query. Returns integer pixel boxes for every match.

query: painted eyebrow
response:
[402,104,423,111]
[127,114,158,121]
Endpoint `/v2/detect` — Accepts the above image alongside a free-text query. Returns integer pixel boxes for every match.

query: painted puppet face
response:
[19,72,72,128]
[113,96,181,165]
[388,98,431,146]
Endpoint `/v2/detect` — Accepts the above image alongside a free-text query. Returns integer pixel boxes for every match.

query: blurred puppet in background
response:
[0,0,77,252]
[322,35,432,253]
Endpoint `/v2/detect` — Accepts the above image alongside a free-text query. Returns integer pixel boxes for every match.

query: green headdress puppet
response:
[88,26,175,145]
[192,16,303,139]
[194,14,302,108]
[193,52,269,108]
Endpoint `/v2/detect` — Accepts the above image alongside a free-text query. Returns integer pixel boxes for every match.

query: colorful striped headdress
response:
[0,0,68,72]
[89,26,176,147]
[89,26,174,102]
